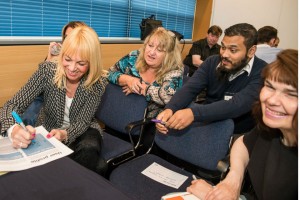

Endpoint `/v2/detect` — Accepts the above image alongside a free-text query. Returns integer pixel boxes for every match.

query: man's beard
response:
[216,55,249,81]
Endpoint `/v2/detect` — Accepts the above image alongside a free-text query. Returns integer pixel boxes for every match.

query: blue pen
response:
[12,111,28,131]
[12,111,35,141]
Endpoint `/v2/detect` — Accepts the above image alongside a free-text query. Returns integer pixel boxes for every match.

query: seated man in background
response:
[255,26,282,63]
[183,25,222,77]
[156,23,267,135]
[274,36,280,47]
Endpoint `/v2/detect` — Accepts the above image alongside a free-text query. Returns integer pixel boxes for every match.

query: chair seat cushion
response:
[154,120,233,170]
[101,133,133,161]
[109,154,194,200]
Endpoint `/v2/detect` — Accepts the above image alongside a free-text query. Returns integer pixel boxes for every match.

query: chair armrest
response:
[217,156,230,180]
[126,118,155,151]
[125,118,154,133]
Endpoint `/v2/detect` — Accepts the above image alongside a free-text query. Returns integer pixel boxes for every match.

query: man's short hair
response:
[207,25,223,37]
[257,26,278,44]
[224,23,258,50]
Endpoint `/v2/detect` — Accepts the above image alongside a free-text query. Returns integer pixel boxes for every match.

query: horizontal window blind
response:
[130,0,195,39]
[0,0,195,39]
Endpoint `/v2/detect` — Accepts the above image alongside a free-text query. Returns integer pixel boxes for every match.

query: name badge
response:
[224,95,233,101]
[224,92,234,101]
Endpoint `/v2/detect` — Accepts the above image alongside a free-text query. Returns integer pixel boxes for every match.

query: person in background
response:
[187,49,298,200]
[156,23,267,134]
[255,26,282,63]
[108,27,184,118]
[274,36,280,47]
[22,21,88,126]
[0,26,108,176]
[183,25,223,77]
[46,21,87,62]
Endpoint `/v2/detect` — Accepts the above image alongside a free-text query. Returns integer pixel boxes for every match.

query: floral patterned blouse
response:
[108,50,183,118]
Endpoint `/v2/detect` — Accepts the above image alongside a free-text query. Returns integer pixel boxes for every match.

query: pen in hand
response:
[12,111,35,142]
[12,111,29,132]
[192,175,198,180]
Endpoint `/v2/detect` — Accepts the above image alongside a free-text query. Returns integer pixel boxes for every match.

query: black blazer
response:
[0,61,107,145]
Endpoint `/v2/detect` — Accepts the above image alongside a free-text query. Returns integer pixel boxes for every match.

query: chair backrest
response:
[154,119,234,171]
[183,64,190,77]
[96,83,148,135]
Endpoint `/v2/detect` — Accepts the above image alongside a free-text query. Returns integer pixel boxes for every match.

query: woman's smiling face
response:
[63,52,89,84]
[260,79,298,131]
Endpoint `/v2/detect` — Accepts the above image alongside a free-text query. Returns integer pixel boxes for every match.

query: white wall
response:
[210,0,298,49]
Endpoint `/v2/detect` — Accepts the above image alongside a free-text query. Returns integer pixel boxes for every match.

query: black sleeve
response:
[243,128,259,157]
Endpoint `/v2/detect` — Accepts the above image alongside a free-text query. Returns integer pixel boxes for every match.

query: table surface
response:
[0,157,132,200]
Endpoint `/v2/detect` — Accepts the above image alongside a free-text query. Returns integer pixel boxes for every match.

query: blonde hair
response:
[54,26,104,89]
[135,27,183,84]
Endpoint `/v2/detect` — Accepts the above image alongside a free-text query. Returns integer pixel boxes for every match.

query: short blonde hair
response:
[54,26,104,89]
[136,27,183,84]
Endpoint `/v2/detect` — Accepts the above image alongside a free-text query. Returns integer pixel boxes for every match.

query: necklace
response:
[281,136,297,147]
[281,137,288,146]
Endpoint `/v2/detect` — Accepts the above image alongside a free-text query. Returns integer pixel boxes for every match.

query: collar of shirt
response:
[205,38,218,49]
[228,56,254,81]
[257,44,271,48]
[216,57,254,81]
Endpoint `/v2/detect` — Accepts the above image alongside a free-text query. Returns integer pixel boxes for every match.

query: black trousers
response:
[68,128,107,176]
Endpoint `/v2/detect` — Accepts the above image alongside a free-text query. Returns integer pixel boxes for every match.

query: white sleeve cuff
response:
[7,124,18,141]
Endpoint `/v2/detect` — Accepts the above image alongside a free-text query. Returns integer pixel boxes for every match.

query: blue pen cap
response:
[12,111,23,124]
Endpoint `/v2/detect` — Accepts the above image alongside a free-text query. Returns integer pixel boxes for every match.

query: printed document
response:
[0,126,73,171]
[141,162,188,189]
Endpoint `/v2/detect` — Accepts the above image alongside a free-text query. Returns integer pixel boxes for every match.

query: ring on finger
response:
[19,141,23,148]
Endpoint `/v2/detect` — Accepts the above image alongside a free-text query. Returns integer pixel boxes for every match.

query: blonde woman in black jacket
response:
[0,26,108,175]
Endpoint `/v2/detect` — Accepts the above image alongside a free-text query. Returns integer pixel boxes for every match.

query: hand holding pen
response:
[154,109,174,134]
[11,111,36,149]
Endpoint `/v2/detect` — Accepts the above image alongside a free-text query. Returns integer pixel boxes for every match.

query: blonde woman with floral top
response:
[108,27,184,118]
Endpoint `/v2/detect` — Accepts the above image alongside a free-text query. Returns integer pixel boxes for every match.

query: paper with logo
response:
[0,125,73,171]
[141,162,188,189]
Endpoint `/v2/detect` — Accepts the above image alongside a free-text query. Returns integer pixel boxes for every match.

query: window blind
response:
[130,0,195,39]
[0,0,195,39]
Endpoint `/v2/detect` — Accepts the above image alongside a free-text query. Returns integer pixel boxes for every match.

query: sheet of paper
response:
[0,125,73,171]
[141,162,188,189]
[161,192,201,200]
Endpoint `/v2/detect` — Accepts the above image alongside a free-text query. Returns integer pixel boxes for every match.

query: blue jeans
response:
[22,95,43,126]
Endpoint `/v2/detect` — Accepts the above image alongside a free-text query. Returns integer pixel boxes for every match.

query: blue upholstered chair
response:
[96,83,149,167]
[183,64,190,77]
[109,119,234,200]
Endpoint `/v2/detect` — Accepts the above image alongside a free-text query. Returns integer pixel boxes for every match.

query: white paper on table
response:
[161,192,201,200]
[141,162,188,189]
[0,125,73,171]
